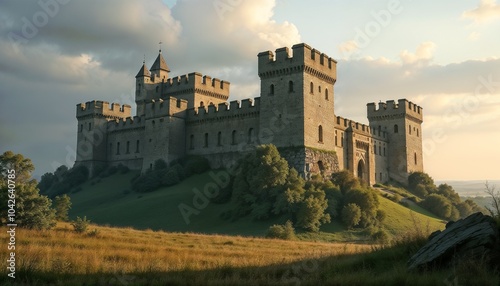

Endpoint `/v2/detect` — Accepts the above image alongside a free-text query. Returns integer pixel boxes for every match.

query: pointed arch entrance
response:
[357,159,365,180]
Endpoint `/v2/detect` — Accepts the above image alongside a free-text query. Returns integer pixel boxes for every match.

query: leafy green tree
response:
[266,220,296,240]
[341,203,361,229]
[54,194,72,221]
[421,194,453,219]
[413,184,428,198]
[0,151,56,229]
[331,170,359,194]
[0,151,35,183]
[408,172,435,193]
[296,186,331,232]
[344,187,380,227]
[436,184,460,204]
[154,159,168,170]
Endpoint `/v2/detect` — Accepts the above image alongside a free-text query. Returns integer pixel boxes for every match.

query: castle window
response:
[341,133,344,147]
[288,81,294,93]
[116,142,120,155]
[88,122,92,131]
[335,130,338,146]
[248,128,254,143]
[318,86,321,93]
[380,172,383,181]
[414,152,418,165]
[325,88,329,100]
[176,99,181,108]
[318,125,323,143]
[409,124,411,135]
[200,101,205,107]
[126,141,130,154]
[156,86,159,93]
[138,83,141,90]
[394,124,399,133]
[232,130,237,145]
[384,147,386,156]
[109,143,112,153]
[190,135,194,149]
[379,145,382,155]
[217,132,222,146]
[310,82,314,94]
[270,84,274,95]
[417,129,419,137]
[204,133,209,148]
[378,125,381,136]
[136,140,140,153]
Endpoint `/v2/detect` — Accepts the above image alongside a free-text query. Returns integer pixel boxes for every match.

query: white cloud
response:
[399,42,436,66]
[463,0,500,23]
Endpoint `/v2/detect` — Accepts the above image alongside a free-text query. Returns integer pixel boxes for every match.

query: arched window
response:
[200,101,204,107]
[325,88,329,100]
[204,133,209,147]
[310,82,314,94]
[288,80,294,92]
[217,131,222,146]
[394,124,399,133]
[79,124,83,132]
[189,135,194,149]
[248,128,254,143]
[319,86,321,93]
[335,130,338,146]
[155,86,159,93]
[409,124,412,135]
[232,130,237,145]
[318,125,323,143]
[417,129,419,137]
[88,122,92,131]
[176,99,181,108]
[374,143,377,155]
[378,125,381,136]
[414,153,418,165]
[126,141,130,154]
[270,84,274,95]
[136,140,140,153]
[116,142,120,155]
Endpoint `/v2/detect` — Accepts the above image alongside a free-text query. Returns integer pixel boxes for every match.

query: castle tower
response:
[135,61,151,116]
[75,101,131,175]
[150,49,170,81]
[367,99,423,183]
[257,43,338,176]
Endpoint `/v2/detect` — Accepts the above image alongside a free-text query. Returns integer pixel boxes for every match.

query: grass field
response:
[68,171,445,242]
[2,222,497,285]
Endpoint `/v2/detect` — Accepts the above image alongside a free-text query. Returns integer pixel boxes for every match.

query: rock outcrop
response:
[408,212,499,270]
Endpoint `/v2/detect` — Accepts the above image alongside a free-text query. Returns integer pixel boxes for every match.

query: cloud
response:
[338,40,359,58]
[463,0,500,23]
[399,42,436,66]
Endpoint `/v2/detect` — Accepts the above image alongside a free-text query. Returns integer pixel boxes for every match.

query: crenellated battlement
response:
[144,97,189,119]
[187,98,260,122]
[162,72,230,100]
[335,116,372,136]
[107,115,146,132]
[367,99,423,123]
[258,43,337,83]
[76,100,131,119]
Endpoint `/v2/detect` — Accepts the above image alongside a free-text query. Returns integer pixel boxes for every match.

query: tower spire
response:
[159,41,163,53]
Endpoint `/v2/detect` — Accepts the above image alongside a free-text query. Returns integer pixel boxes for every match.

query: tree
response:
[266,220,296,240]
[421,194,452,219]
[295,186,331,232]
[343,187,380,227]
[331,170,359,194]
[484,182,500,218]
[436,184,460,204]
[342,203,361,229]
[54,194,72,221]
[0,151,35,183]
[0,151,56,230]
[408,172,435,193]
[71,216,90,233]
[413,184,428,198]
[0,182,56,229]
[154,159,168,170]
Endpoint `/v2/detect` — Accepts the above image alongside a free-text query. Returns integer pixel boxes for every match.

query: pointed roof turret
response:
[150,49,170,72]
[135,60,151,78]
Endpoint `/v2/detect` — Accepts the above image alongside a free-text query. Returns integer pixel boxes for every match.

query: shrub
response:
[371,229,391,244]
[71,216,90,233]
[266,220,295,240]
[342,203,361,229]
[161,168,180,186]
[183,156,210,176]
[117,164,130,174]
[154,159,168,170]
[87,228,100,237]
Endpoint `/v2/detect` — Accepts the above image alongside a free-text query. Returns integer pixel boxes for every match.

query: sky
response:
[0,0,499,181]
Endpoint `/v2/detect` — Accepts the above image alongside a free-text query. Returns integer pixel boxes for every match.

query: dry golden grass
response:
[1,222,372,276]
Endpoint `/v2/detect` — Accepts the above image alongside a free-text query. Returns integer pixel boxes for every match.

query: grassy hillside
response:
[68,171,445,241]
[1,222,496,285]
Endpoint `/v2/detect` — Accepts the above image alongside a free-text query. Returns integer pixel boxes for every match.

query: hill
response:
[68,170,445,241]
[1,222,496,285]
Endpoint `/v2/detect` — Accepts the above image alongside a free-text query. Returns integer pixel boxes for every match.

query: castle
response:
[75,43,424,185]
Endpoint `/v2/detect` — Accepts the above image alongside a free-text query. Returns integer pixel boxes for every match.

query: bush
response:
[183,156,210,176]
[71,216,90,233]
[371,229,391,244]
[266,220,295,240]
[154,159,168,170]
[342,203,361,229]
[87,228,100,237]
[161,168,180,186]
[117,164,130,174]
[399,201,409,208]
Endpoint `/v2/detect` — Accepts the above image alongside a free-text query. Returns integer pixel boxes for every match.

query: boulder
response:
[408,212,499,270]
